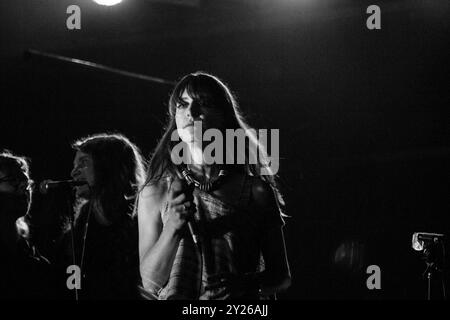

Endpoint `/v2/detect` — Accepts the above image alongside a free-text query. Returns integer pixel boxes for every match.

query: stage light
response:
[93,0,122,6]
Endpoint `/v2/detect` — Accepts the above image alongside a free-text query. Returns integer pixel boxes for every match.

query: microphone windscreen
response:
[38,180,52,194]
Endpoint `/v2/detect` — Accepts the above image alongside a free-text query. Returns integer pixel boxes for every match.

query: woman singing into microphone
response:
[55,133,146,300]
[137,72,291,300]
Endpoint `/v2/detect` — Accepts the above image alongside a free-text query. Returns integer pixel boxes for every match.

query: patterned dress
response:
[151,174,283,300]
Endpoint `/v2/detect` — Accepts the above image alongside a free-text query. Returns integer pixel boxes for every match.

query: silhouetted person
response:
[0,151,53,299]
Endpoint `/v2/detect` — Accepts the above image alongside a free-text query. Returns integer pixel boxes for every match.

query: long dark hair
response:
[0,150,34,238]
[145,71,286,216]
[72,133,146,223]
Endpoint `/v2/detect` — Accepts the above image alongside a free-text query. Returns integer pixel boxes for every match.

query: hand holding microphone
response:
[166,178,199,245]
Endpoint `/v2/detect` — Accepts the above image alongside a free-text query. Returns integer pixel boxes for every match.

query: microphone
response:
[412,232,445,251]
[39,179,87,194]
[171,178,199,245]
[187,218,199,245]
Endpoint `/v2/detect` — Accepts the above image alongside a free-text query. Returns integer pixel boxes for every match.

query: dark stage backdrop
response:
[1,0,449,299]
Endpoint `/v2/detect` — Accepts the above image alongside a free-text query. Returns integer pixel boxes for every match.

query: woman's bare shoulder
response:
[139,177,171,203]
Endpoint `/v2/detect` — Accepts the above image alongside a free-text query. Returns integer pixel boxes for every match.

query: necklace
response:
[180,166,228,192]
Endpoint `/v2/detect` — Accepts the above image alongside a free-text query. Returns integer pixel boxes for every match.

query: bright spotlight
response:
[93,0,122,6]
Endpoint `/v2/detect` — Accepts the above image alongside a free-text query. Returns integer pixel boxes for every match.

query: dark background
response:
[1,0,449,299]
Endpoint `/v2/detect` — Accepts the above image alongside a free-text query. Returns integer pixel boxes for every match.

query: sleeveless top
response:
[154,174,282,300]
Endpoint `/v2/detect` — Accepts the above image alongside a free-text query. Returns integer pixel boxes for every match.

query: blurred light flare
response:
[334,240,365,272]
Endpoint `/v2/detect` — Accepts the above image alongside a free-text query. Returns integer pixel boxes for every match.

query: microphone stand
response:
[421,240,444,300]
[66,194,79,302]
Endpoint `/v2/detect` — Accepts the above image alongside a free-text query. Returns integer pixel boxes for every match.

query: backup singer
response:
[55,133,146,299]
[0,151,52,299]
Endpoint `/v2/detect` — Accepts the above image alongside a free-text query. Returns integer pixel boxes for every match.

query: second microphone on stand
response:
[39,179,87,194]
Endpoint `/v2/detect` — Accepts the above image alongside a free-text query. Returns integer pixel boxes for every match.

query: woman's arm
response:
[137,180,194,295]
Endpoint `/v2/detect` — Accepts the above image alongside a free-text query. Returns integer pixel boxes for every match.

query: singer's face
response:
[175,89,225,143]
[71,151,95,198]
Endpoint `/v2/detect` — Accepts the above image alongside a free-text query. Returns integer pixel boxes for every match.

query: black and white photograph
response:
[1,0,449,308]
